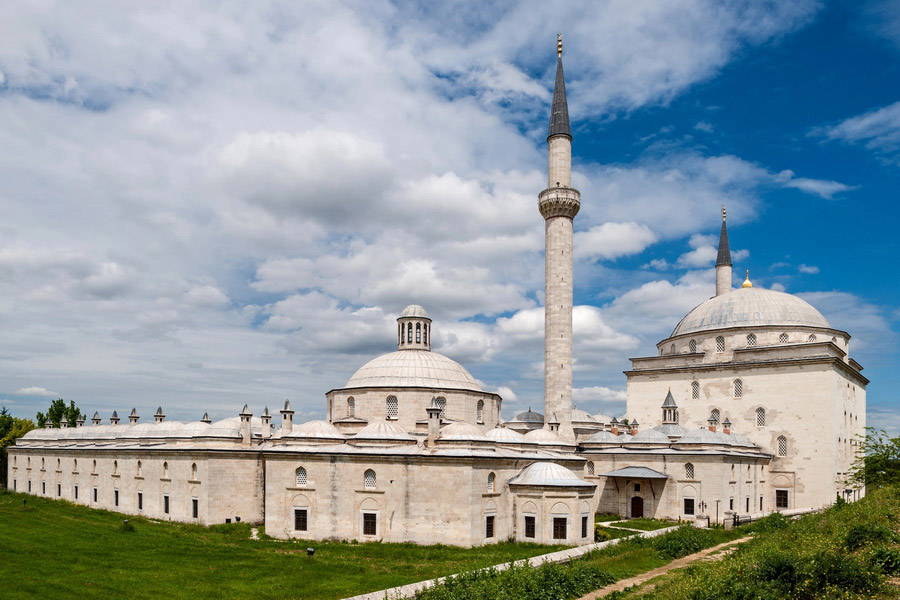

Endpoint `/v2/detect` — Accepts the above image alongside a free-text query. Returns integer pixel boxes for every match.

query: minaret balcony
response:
[538,187,581,219]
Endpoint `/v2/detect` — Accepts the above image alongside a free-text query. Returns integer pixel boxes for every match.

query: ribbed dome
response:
[485,427,527,443]
[353,420,415,441]
[287,420,345,440]
[584,430,622,443]
[509,462,593,487]
[627,429,672,444]
[400,305,429,318]
[510,408,544,423]
[653,423,687,439]
[671,287,830,336]
[675,428,729,445]
[345,350,481,391]
[438,422,488,441]
[572,409,596,423]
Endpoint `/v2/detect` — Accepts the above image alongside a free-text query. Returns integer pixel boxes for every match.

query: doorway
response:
[631,496,644,518]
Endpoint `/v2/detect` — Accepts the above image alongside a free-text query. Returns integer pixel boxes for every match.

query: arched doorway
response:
[631,496,644,518]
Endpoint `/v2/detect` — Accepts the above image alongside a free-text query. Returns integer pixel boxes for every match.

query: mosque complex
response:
[6,37,867,547]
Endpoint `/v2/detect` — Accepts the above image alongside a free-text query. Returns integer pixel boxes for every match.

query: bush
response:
[752,548,801,593]
[799,550,881,595]
[844,523,893,550]
[594,525,612,542]
[119,520,135,533]
[744,511,790,534]
[870,545,900,575]
[653,526,715,559]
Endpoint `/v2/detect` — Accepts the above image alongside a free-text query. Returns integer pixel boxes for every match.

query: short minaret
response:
[239,405,252,446]
[280,400,294,435]
[260,407,272,439]
[662,390,679,424]
[397,305,431,351]
[91,411,101,426]
[154,407,165,423]
[128,408,139,424]
[109,411,119,425]
[715,206,733,296]
[539,34,580,439]
[426,397,442,447]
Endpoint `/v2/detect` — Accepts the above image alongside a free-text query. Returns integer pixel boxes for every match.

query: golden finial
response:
[722,204,726,221]
[742,269,753,288]
[557,34,563,57]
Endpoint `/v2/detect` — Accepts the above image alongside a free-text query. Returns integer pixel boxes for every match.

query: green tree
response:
[849,428,900,489]
[0,407,37,487]
[36,398,83,429]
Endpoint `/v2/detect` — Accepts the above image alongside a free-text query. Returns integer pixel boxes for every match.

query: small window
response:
[586,461,594,476]
[711,408,720,423]
[683,498,695,515]
[12,480,16,491]
[525,516,536,538]
[760,496,763,511]
[476,400,484,424]
[92,460,96,473]
[729,497,734,510]
[716,336,725,353]
[553,517,567,540]
[689,339,697,353]
[364,469,376,489]
[74,485,78,500]
[136,460,142,476]
[746,497,750,512]
[386,396,398,419]
[192,498,199,519]
[57,458,61,470]
[634,483,641,492]
[733,379,743,398]
[807,334,817,343]
[41,458,45,470]
[746,333,757,346]
[670,343,676,354]
[114,489,119,507]
[57,483,61,497]
[776,490,788,509]
[163,462,169,478]
[756,407,766,427]
[137,492,143,510]
[28,480,32,492]
[113,460,118,474]
[42,481,46,495]
[435,397,446,418]
[581,515,589,538]
[777,435,787,457]
[93,487,98,503]
[685,463,695,479]
[363,512,377,536]
[487,472,495,493]
[347,397,355,418]
[191,463,198,480]
[296,467,308,486]
[163,495,170,514]
[485,515,495,538]
[779,333,789,343]
[294,508,308,531]
[691,381,700,399]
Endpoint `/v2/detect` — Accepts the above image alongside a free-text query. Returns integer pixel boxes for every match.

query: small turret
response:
[239,405,253,446]
[610,417,619,436]
[397,305,432,351]
[630,418,639,435]
[722,417,732,435]
[261,406,272,438]
[75,415,85,428]
[60,415,69,428]
[715,206,733,296]
[91,411,101,426]
[128,408,139,424]
[154,407,165,423]
[707,412,718,433]
[426,396,442,447]
[109,411,120,425]
[280,400,294,435]
[662,390,679,424]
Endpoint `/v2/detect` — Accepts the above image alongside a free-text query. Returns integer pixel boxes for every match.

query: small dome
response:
[653,423,687,439]
[511,408,544,423]
[627,429,671,444]
[675,428,729,445]
[523,428,572,446]
[438,421,488,441]
[344,350,481,391]
[485,427,527,443]
[353,420,415,442]
[400,305,429,318]
[672,287,830,337]
[593,413,612,424]
[584,430,622,443]
[509,462,594,487]
[572,409,596,423]
[287,420,345,441]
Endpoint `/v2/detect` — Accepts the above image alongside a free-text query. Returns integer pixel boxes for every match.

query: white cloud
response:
[14,386,59,397]
[575,222,657,260]
[798,264,820,274]
[815,100,900,160]
[694,120,714,133]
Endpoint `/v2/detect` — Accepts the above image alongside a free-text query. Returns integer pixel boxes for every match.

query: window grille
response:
[683,498,695,515]
[137,492,143,510]
[807,334,817,342]
[163,495,170,514]
[386,396,398,419]
[691,381,700,399]
[485,515,495,538]
[756,407,766,427]
[581,515,589,538]
[734,379,743,397]
[776,489,788,508]
[716,336,725,353]
[192,498,199,519]
[587,462,595,476]
[435,397,446,418]
[487,472,495,492]
[779,333,789,343]
[347,397,355,418]
[364,469,376,489]
[294,508,308,531]
[296,467,307,486]
[747,333,757,346]
[711,408,720,423]
[685,463,695,479]
[689,339,697,353]
[777,436,787,457]
[476,400,484,424]
[363,513,377,536]
[525,516,536,538]
[553,517,567,540]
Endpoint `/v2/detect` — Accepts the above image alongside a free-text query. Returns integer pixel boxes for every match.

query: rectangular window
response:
[760,496,763,511]
[93,487,98,503]
[729,498,734,510]
[745,497,750,513]
[192,498,199,519]
[28,481,32,493]
[684,498,695,516]
[634,483,641,492]
[581,516,588,538]
[57,484,61,497]
[776,490,789,509]
[114,489,119,507]
[553,517,567,540]
[485,515,495,538]
[294,508,308,531]
[12,480,16,491]
[42,482,46,495]
[163,495,170,514]
[137,492,143,511]
[74,485,78,500]
[363,512,377,536]
[525,516,536,539]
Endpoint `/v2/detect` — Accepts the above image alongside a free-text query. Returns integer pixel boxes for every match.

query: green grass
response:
[0,489,566,600]
[596,512,623,522]
[606,518,676,531]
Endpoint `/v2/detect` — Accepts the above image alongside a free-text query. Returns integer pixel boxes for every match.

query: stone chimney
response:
[109,411,120,425]
[129,408,139,424]
[91,411,101,426]
[280,400,294,435]
[426,396,442,446]
[722,417,732,435]
[630,418,639,435]
[200,412,211,424]
[261,407,272,438]
[610,417,619,436]
[239,405,253,446]
[60,416,69,428]
[154,407,165,423]
[75,415,85,428]
[548,413,560,433]
[707,413,717,433]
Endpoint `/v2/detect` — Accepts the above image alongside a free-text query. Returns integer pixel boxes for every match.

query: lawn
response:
[605,518,676,531]
[0,489,566,600]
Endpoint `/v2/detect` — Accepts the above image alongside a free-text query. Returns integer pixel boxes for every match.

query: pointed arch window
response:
[807,334,817,343]
[295,466,307,486]
[689,339,697,353]
[435,397,446,418]
[670,343,676,354]
[779,333,789,344]
[364,469,376,489]
[416,322,421,343]
[399,323,405,346]
[777,435,787,457]
[733,379,743,398]
[386,396,398,419]
[163,461,169,478]
[691,381,700,399]
[407,325,412,344]
[711,408,720,423]
[746,333,757,346]
[685,463,695,479]
[716,336,725,353]
[476,400,484,424]
[756,407,766,427]
[423,323,428,345]
[191,463,198,480]
[586,461,595,476]
[347,397,355,418]
[487,472,495,492]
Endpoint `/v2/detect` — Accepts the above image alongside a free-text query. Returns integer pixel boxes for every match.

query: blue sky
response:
[0,1,897,433]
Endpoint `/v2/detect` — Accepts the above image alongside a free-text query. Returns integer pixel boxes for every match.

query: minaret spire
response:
[715,205,733,296]
[539,36,580,440]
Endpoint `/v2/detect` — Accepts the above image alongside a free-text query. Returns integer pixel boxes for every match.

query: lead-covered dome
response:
[671,287,830,337]
[344,350,482,391]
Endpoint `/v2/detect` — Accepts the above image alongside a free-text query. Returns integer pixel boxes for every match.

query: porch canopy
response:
[600,466,668,479]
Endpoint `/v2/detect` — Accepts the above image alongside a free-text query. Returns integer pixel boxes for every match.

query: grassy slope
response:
[0,489,565,600]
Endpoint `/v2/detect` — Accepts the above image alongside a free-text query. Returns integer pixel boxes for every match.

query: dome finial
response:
[557,33,562,57]
[743,269,753,288]
[722,204,726,221]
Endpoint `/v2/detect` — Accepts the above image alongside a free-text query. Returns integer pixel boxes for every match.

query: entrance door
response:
[631,496,644,518]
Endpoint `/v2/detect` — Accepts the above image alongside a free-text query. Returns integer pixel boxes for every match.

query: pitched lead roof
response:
[548,56,571,139]
[716,218,732,266]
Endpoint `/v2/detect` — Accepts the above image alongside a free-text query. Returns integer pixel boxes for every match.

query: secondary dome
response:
[671,287,830,337]
[400,305,429,318]
[511,408,544,423]
[509,462,594,487]
[345,350,482,391]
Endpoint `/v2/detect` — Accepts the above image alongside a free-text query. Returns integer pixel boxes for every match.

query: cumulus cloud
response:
[575,222,657,260]
[14,386,58,397]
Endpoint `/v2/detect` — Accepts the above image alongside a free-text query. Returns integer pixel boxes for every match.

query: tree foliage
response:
[849,428,900,489]
[0,407,37,486]
[36,398,83,429]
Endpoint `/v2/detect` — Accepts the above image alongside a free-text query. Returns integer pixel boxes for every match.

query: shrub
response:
[752,548,801,593]
[844,523,892,550]
[653,526,715,559]
[870,545,900,575]
[744,511,790,534]
[594,525,612,542]
[798,550,881,595]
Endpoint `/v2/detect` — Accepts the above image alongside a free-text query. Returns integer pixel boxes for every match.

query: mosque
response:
[6,37,867,546]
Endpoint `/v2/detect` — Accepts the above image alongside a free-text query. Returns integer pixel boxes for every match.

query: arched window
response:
[691,381,700,399]
[779,333,789,344]
[586,461,595,476]
[716,336,725,353]
[733,379,743,398]
[416,322,421,343]
[659,347,664,356]
[137,460,142,476]
[777,435,787,457]
[163,462,169,478]
[92,460,96,473]
[399,323,405,346]
[73,458,77,471]
[295,467,307,486]
[364,469,376,489]
[113,460,118,474]
[386,396,398,419]
[27,457,31,468]
[689,339,697,353]
[424,323,428,345]
[487,472,495,492]
[435,397,446,418]
[347,397,355,418]
[57,458,61,470]
[407,325,412,344]
[807,334,817,343]
[685,463,695,479]
[191,463,198,480]
[756,407,766,427]
[711,408,720,423]
[746,333,757,346]
[670,343,676,354]
[41,458,45,469]
[476,400,484,424]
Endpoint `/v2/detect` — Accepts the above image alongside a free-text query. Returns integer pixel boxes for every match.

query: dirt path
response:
[576,536,752,599]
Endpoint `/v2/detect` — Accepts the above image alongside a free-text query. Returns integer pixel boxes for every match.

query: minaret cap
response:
[716,205,732,267]
[548,35,571,139]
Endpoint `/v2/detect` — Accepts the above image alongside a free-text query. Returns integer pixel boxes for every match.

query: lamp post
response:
[715,499,721,525]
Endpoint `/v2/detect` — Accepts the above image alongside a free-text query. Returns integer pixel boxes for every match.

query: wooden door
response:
[631,496,644,518]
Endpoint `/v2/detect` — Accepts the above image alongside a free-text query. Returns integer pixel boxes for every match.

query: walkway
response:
[576,536,752,599]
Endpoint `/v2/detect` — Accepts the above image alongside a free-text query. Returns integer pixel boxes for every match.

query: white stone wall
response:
[543,214,574,437]
[547,137,571,188]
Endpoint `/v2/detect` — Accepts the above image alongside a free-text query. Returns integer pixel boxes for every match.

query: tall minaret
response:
[715,206,732,296]
[539,35,579,439]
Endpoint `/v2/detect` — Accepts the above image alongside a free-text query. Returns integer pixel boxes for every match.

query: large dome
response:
[671,287,830,337]
[344,350,482,391]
